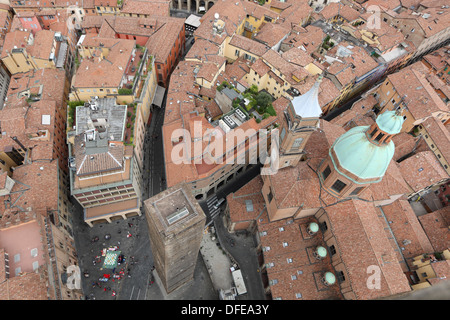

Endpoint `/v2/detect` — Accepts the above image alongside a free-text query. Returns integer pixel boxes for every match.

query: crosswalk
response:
[204,195,221,228]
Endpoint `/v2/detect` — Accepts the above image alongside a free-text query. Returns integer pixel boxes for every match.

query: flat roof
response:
[185,14,201,27]
[145,183,206,233]
[76,97,127,142]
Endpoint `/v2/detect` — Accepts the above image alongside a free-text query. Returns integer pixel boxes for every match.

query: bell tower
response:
[277,75,323,170]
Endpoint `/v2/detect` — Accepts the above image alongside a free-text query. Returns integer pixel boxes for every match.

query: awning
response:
[152,85,165,107]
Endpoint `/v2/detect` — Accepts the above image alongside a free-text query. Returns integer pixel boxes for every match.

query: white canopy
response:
[291,75,323,119]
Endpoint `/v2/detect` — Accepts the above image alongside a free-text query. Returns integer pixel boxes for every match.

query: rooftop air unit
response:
[235,108,246,121]
[224,115,236,128]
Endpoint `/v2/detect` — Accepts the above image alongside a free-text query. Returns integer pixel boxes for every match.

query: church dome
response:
[331,126,395,181]
[376,110,404,135]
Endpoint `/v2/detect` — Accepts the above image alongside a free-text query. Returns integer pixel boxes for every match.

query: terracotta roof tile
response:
[326,199,411,299]
[121,0,170,16]
[73,36,135,88]
[397,151,449,192]
[417,206,450,252]
[387,62,449,120]
[229,34,270,57]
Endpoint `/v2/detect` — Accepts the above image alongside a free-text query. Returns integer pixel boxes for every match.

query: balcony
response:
[118,46,148,98]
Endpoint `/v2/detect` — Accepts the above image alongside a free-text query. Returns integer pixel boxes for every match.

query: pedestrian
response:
[112,291,116,296]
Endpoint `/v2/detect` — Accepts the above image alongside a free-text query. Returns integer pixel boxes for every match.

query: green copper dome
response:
[376,110,404,134]
[309,222,319,233]
[324,272,336,285]
[332,126,395,181]
[316,246,328,258]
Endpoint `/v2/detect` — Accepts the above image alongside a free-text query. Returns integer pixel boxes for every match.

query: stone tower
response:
[144,183,206,294]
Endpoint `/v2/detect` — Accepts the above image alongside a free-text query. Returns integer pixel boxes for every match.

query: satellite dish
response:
[214,13,219,20]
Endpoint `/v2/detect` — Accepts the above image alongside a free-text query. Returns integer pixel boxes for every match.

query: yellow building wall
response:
[137,62,157,124]
[2,53,37,74]
[376,80,415,132]
[69,87,117,101]
[304,63,322,76]
[96,6,120,15]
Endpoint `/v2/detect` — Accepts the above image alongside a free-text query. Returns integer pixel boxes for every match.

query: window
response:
[31,248,38,257]
[32,261,39,271]
[291,137,304,149]
[322,166,331,180]
[287,258,293,263]
[374,132,384,142]
[282,242,288,247]
[331,179,347,193]
[329,245,336,256]
[14,254,20,262]
[350,187,364,196]
[291,275,297,280]
[279,227,284,232]
[245,200,254,212]
[337,271,345,282]
[235,49,240,56]
[295,293,302,299]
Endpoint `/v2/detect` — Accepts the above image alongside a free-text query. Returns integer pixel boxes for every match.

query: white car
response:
[212,198,225,210]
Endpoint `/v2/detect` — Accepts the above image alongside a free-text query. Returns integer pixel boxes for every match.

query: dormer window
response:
[350,186,364,196]
[322,165,331,181]
[331,179,346,193]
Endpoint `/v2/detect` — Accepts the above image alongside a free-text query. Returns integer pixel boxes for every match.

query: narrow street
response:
[143,94,167,200]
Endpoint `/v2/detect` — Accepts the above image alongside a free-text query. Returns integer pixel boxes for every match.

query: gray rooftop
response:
[76,97,127,142]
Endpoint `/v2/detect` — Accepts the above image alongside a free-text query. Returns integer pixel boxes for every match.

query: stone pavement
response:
[71,196,265,300]
[212,215,267,300]
[200,225,235,292]
[198,212,267,300]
